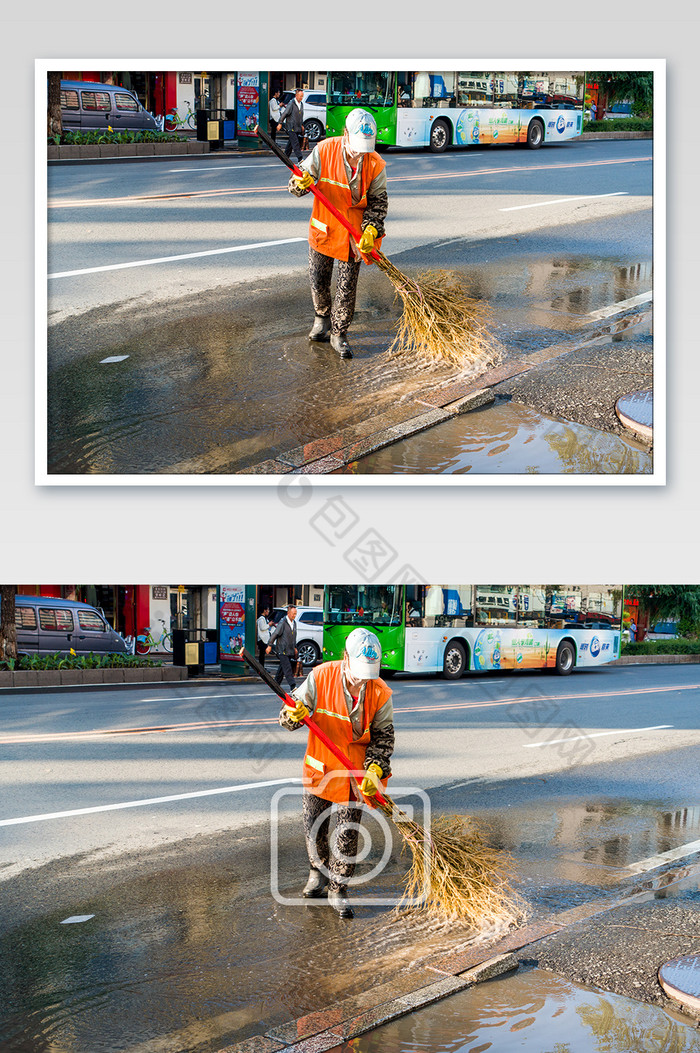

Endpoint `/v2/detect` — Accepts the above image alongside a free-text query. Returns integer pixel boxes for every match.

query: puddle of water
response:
[0,826,509,1051]
[47,254,652,475]
[336,401,652,475]
[351,968,700,1052]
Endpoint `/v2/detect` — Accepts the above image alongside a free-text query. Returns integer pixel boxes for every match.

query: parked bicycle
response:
[135,619,173,655]
[164,101,196,132]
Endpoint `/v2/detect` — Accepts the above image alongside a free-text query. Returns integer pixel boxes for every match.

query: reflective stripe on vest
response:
[308,137,385,264]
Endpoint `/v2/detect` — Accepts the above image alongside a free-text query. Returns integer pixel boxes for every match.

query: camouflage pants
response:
[308,246,361,336]
[302,790,363,890]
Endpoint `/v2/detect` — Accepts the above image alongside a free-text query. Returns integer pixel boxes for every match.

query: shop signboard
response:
[236,72,259,137]
[219,585,246,661]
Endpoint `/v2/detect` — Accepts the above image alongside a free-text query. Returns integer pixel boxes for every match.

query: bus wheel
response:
[555,640,576,675]
[380,667,396,679]
[429,119,450,153]
[443,641,466,679]
[526,119,544,149]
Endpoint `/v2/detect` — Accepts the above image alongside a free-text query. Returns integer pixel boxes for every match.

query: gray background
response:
[4,7,685,585]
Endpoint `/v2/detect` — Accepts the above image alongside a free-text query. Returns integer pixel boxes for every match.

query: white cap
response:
[344,108,377,153]
[344,627,382,679]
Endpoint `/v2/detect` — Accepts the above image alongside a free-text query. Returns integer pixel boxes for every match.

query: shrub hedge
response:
[583,118,653,133]
[48,129,187,146]
[0,652,162,671]
[621,640,700,656]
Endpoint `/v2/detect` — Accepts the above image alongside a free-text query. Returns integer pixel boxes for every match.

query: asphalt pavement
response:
[45,139,653,476]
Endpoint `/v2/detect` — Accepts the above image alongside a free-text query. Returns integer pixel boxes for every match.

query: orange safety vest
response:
[309,137,385,264]
[303,661,392,804]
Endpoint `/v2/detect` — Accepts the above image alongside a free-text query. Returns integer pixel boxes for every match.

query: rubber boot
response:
[330,332,353,359]
[328,885,354,918]
[308,315,331,342]
[302,867,329,898]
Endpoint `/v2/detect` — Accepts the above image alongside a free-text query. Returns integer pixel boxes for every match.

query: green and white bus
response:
[325,71,585,153]
[323,585,622,679]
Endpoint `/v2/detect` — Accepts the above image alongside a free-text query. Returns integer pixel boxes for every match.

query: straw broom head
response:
[376,796,523,928]
[373,252,501,371]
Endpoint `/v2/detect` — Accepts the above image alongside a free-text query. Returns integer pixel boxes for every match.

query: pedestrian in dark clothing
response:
[267,604,298,689]
[279,88,305,163]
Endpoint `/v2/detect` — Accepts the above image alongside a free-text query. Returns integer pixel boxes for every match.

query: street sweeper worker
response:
[288,108,389,360]
[278,627,394,918]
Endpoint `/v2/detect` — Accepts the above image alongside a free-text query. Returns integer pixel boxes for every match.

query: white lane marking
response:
[626,837,700,875]
[167,163,281,172]
[0,778,302,827]
[61,915,95,924]
[48,237,307,279]
[136,692,274,701]
[100,355,129,364]
[587,291,653,320]
[499,191,628,212]
[523,724,673,748]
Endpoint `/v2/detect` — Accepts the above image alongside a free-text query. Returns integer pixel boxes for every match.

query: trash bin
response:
[196,109,209,141]
[203,640,218,665]
[172,628,187,667]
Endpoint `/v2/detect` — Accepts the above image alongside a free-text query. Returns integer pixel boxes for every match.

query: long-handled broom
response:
[242,647,521,927]
[254,125,499,370]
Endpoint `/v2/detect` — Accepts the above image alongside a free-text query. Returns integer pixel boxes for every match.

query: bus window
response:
[328,72,395,108]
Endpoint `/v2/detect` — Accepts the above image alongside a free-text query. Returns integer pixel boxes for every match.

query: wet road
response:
[45,141,653,475]
[0,664,698,1048]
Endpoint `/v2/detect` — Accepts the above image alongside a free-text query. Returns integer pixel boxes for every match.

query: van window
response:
[299,611,323,625]
[115,92,139,112]
[77,609,106,631]
[61,89,80,110]
[81,90,111,112]
[39,608,74,631]
[15,606,37,630]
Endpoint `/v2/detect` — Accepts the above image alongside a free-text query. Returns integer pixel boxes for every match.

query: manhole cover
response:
[615,390,653,440]
[659,953,700,1012]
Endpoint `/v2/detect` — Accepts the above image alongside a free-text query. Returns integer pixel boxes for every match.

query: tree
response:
[625,586,700,637]
[588,71,653,120]
[0,586,17,662]
[47,72,62,137]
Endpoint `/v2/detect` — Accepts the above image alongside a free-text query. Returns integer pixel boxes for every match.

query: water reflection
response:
[339,402,652,475]
[352,969,700,1052]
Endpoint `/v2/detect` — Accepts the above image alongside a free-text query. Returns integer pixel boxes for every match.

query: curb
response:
[223,954,518,1053]
[239,309,651,475]
[224,859,700,1052]
[47,145,270,166]
[613,654,700,665]
[0,673,265,695]
[579,131,652,140]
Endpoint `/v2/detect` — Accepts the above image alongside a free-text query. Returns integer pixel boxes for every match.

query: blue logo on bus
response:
[590,636,601,658]
[556,115,566,133]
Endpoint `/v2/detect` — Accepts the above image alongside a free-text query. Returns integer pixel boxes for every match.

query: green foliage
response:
[0,651,162,671]
[48,129,186,146]
[625,586,700,626]
[588,71,653,115]
[622,640,700,656]
[583,118,653,132]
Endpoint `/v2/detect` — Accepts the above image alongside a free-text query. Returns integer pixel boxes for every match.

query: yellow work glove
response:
[284,698,309,723]
[357,224,378,254]
[360,763,383,797]
[293,171,314,191]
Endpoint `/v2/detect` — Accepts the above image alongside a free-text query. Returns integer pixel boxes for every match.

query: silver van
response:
[13,596,130,657]
[60,80,159,132]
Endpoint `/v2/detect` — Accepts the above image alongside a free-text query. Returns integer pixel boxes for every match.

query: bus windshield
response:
[325,585,402,626]
[328,72,395,108]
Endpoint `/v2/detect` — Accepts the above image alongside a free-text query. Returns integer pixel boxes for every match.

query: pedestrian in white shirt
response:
[257,606,271,667]
[269,90,282,142]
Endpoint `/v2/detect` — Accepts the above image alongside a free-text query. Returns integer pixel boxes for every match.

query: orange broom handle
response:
[254,124,382,264]
[241,647,388,806]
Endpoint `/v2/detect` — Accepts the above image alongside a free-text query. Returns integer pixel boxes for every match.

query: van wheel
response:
[303,119,324,142]
[526,119,545,149]
[555,641,576,675]
[429,119,450,153]
[443,641,466,679]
